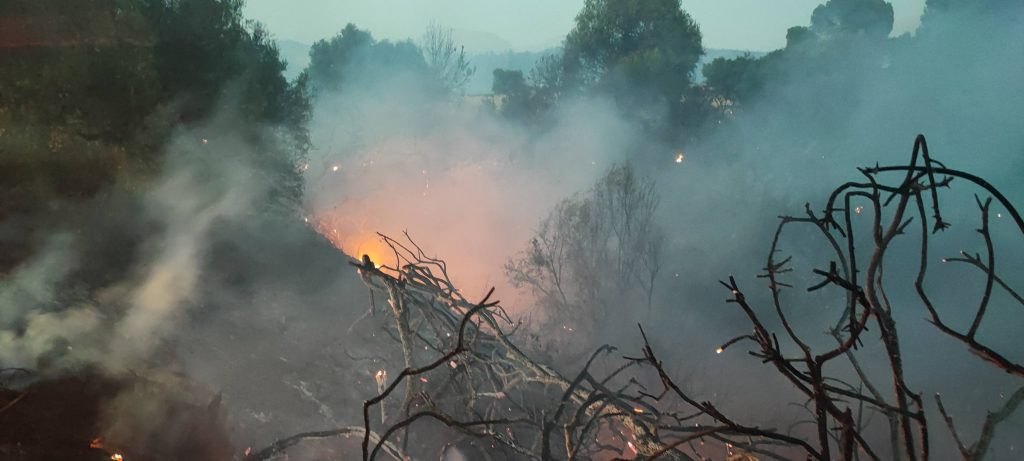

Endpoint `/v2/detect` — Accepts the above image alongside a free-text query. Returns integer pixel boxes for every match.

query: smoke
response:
[0,3,1020,458]
[301,3,1024,455]
[305,70,645,306]
[0,124,265,372]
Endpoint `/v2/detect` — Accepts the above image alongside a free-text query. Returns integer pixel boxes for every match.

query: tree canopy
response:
[307,23,431,94]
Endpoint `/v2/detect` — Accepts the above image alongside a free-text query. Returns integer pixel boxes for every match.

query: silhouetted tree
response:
[561,0,703,135]
[307,23,427,93]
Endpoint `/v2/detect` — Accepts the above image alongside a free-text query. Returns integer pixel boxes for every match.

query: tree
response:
[307,23,427,93]
[491,69,527,96]
[420,23,475,96]
[506,164,663,336]
[810,0,895,40]
[702,54,765,105]
[561,0,703,131]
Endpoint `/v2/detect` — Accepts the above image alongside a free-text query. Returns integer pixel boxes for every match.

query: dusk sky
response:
[244,0,928,52]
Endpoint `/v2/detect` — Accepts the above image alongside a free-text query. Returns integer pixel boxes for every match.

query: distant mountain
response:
[276,39,311,81]
[450,29,515,54]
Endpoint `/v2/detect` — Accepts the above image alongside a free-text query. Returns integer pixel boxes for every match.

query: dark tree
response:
[307,23,427,93]
[561,0,704,136]
[810,0,895,39]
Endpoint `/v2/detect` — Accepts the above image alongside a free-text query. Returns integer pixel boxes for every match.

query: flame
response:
[111,455,124,461]
[716,347,724,354]
[90,437,104,449]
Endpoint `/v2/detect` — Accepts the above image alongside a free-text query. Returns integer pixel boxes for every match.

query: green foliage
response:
[810,0,894,39]
[307,23,427,92]
[702,54,766,103]
[491,69,528,96]
[562,0,703,102]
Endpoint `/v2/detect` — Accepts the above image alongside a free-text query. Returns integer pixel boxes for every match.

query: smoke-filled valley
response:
[0,1,1022,460]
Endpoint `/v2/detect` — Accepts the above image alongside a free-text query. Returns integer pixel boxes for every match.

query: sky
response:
[244,0,928,52]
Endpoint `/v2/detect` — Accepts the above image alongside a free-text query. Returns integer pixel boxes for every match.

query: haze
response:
[245,0,927,51]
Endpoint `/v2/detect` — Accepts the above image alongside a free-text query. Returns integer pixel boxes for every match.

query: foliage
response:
[560,0,703,135]
[702,54,766,105]
[307,23,428,93]
[810,0,894,39]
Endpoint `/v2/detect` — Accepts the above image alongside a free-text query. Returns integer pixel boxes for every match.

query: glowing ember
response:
[331,165,340,172]
[111,455,124,461]
[90,437,104,449]
[675,152,685,164]
[419,376,429,383]
[854,206,864,214]
[716,347,724,354]
[633,407,644,414]
[374,369,387,387]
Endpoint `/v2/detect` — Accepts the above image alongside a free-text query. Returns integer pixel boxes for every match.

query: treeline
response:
[3,0,1018,216]
[489,0,1021,147]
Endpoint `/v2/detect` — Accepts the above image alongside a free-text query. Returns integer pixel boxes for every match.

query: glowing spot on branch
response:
[716,347,724,354]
